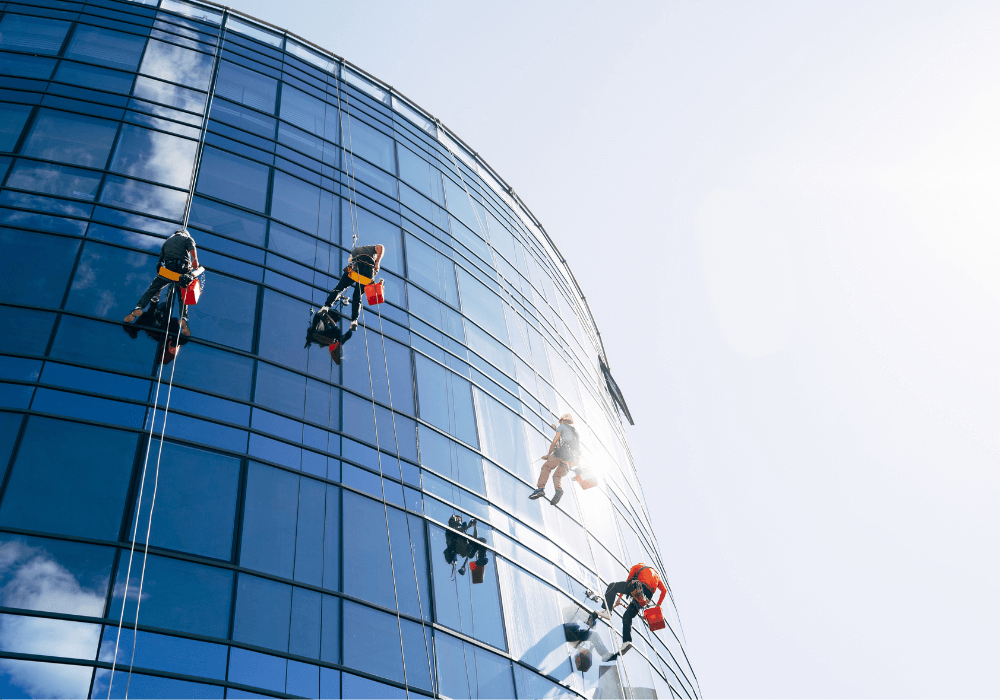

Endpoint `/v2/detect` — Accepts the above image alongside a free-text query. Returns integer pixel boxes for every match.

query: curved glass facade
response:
[0,0,698,697]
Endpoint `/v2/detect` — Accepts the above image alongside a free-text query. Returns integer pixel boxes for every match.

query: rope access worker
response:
[124,229,199,336]
[529,414,581,506]
[304,303,354,364]
[588,563,667,660]
[321,243,385,330]
[443,514,489,579]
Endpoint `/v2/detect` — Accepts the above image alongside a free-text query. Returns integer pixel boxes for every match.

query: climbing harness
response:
[338,64,434,697]
[107,13,229,699]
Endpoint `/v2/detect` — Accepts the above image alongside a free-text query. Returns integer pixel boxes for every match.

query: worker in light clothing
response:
[529,414,581,506]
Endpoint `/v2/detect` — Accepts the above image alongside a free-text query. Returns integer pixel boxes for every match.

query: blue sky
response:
[224,2,1000,696]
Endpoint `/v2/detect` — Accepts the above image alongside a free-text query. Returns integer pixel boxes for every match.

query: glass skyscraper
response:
[0,0,699,697]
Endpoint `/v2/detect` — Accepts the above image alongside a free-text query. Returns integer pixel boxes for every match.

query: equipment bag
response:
[470,560,486,584]
[643,606,666,632]
[573,466,598,490]
[365,279,385,305]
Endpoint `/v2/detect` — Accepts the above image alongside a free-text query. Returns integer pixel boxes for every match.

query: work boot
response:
[550,489,564,506]
[350,319,359,331]
[595,608,612,621]
[528,488,546,500]
[180,318,190,337]
[124,308,143,323]
[619,641,634,657]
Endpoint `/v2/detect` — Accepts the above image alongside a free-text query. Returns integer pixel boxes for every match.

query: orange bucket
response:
[365,280,385,305]
[573,467,598,490]
[182,278,201,305]
[643,606,665,631]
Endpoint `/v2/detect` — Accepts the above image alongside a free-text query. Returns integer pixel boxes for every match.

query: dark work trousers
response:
[136,278,187,320]
[603,581,650,644]
[325,268,363,322]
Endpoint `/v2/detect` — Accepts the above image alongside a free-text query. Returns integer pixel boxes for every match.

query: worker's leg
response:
[350,282,362,322]
[603,581,631,615]
[536,455,560,488]
[325,269,353,306]
[340,327,353,346]
[135,276,170,311]
[621,601,640,643]
[552,461,569,490]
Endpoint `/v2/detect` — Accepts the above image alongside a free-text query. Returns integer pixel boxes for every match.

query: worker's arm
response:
[373,244,384,273]
[655,580,667,607]
[542,432,560,459]
[190,243,199,269]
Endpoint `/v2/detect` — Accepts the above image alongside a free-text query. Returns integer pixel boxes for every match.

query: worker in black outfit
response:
[322,243,384,330]
[304,303,354,364]
[124,229,199,336]
[588,563,667,660]
[529,414,581,506]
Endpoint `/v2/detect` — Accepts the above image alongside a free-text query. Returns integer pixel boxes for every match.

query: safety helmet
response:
[559,414,574,424]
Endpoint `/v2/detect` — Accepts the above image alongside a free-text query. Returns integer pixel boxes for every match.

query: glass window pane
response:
[55,60,134,93]
[0,612,100,659]
[110,124,198,188]
[139,38,214,90]
[49,315,155,375]
[5,160,103,200]
[417,426,486,496]
[111,554,233,638]
[457,269,509,345]
[0,533,114,616]
[227,647,286,695]
[195,146,270,212]
[21,109,119,168]
[414,355,478,448]
[473,388,531,482]
[0,103,32,152]
[215,60,277,114]
[0,229,80,307]
[272,170,329,236]
[209,97,276,138]
[133,75,208,114]
[130,440,240,559]
[99,176,187,219]
[0,14,71,55]
[0,659,91,698]
[187,272,257,351]
[343,333,414,416]
[65,241,155,320]
[232,573,291,652]
[344,115,394,173]
[171,342,253,401]
[288,586,322,659]
[0,417,137,540]
[0,53,56,79]
[341,672,406,700]
[397,145,443,205]
[404,233,457,307]
[342,600,404,684]
[64,25,147,72]
[280,84,337,141]
[94,670,224,699]
[189,196,266,246]
[342,491,396,610]
[240,462,299,578]
[96,626,228,681]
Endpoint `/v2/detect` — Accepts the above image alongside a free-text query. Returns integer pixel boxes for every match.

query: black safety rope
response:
[108,13,229,698]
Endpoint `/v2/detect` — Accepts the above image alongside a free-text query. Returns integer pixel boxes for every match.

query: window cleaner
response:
[529,414,581,506]
[321,243,385,331]
[124,229,203,337]
[589,563,668,660]
[443,514,489,584]
[304,304,354,365]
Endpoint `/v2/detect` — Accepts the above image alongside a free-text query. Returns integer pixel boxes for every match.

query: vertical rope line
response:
[125,292,187,699]
[335,64,360,248]
[182,12,229,231]
[374,302,435,693]
[337,62,410,698]
[107,291,175,698]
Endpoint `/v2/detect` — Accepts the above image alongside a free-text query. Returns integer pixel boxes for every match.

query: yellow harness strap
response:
[346,267,373,286]
[157,266,182,281]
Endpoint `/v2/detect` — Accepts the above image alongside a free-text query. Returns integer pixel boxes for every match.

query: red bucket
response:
[573,467,598,490]
[470,561,485,584]
[182,278,201,305]
[365,280,385,305]
[643,606,665,632]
